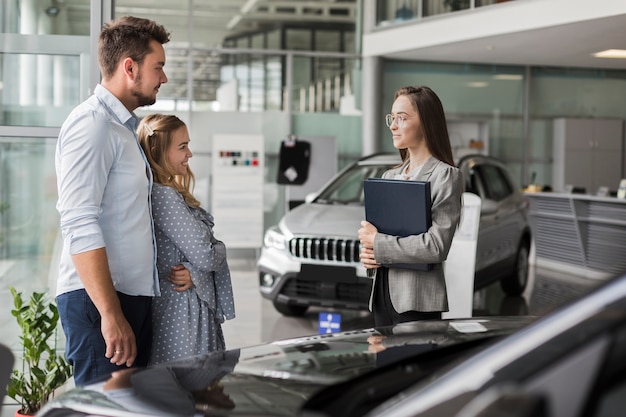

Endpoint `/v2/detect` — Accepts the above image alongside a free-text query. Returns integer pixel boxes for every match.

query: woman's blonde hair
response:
[138,114,200,207]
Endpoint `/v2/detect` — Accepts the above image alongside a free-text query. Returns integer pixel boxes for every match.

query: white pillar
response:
[37,2,55,107]
[360,0,382,156]
[53,56,68,107]
[361,56,382,156]
[19,0,38,106]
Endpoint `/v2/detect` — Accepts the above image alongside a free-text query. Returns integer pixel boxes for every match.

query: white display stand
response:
[211,134,264,249]
[442,192,482,319]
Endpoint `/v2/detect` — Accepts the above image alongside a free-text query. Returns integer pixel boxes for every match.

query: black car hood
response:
[38,317,535,417]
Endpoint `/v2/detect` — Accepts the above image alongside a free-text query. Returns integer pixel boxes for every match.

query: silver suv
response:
[258,153,532,316]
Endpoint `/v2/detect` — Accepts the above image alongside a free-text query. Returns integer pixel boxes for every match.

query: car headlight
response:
[263,227,287,251]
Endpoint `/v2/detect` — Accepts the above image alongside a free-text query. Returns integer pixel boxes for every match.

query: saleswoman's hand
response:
[360,246,381,269]
[358,220,378,249]
[358,220,381,269]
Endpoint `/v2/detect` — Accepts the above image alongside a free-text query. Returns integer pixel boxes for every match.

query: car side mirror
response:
[456,386,549,417]
[481,199,498,215]
[304,192,317,204]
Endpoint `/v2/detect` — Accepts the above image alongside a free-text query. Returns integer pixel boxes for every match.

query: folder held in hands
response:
[363,178,433,271]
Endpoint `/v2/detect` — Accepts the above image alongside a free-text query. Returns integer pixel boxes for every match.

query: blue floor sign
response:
[318,312,341,334]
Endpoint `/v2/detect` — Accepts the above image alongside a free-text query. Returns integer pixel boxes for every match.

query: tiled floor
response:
[0,249,604,416]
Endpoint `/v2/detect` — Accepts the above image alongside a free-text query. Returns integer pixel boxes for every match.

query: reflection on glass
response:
[0,138,58,293]
[0,53,81,127]
[220,53,288,112]
[0,1,90,35]
[290,56,356,113]
[376,0,514,26]
[316,164,390,204]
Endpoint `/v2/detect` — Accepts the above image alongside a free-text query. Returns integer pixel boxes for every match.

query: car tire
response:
[500,238,530,296]
[273,301,308,317]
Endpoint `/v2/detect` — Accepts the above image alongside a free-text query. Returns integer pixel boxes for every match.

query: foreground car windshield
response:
[316,164,393,204]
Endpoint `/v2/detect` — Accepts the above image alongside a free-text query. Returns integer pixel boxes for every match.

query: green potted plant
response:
[7,286,73,416]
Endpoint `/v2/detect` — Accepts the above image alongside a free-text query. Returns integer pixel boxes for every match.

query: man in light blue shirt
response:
[56,83,158,298]
[55,16,183,386]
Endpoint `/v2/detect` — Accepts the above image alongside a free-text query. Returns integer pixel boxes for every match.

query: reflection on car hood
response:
[38,317,535,417]
[280,203,364,238]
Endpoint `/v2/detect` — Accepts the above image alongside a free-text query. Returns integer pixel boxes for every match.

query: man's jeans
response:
[57,289,152,386]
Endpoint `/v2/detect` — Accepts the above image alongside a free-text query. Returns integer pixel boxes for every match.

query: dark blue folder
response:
[363,178,433,271]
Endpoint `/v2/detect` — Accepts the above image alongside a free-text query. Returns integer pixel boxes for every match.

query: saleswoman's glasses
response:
[385,114,407,128]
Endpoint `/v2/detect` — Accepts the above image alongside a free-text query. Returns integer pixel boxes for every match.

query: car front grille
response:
[288,237,361,263]
[281,279,371,307]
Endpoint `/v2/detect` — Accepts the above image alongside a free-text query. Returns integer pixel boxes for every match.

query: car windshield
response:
[315,163,393,205]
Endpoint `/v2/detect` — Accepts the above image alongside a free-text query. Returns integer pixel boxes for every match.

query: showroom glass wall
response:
[0,5,92,405]
[376,0,516,22]
[378,61,626,188]
[0,0,90,312]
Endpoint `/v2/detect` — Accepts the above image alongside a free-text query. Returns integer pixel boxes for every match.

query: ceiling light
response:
[227,15,241,30]
[592,49,626,59]
[467,82,489,88]
[493,74,523,80]
[241,0,259,14]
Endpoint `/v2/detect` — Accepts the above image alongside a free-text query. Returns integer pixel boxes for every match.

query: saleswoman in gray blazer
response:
[358,85,463,327]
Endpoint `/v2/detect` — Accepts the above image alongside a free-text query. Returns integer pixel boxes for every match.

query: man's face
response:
[131,39,168,107]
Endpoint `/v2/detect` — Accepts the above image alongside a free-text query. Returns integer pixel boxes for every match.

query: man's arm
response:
[71,248,136,367]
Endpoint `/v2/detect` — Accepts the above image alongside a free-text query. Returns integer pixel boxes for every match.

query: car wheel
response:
[273,301,308,317]
[500,239,530,296]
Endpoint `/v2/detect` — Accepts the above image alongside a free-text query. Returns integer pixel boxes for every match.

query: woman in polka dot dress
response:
[138,114,235,365]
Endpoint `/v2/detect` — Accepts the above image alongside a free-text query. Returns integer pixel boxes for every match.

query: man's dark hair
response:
[98,16,170,80]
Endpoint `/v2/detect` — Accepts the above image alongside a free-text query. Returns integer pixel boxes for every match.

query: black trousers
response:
[373,267,442,327]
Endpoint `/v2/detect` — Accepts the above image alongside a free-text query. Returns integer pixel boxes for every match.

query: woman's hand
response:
[360,247,381,269]
[358,220,378,248]
[169,264,193,291]
[358,221,381,269]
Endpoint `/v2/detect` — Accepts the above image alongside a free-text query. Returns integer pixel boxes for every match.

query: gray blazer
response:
[370,156,463,313]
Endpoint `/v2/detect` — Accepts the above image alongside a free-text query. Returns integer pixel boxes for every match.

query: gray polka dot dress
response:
[150,183,235,365]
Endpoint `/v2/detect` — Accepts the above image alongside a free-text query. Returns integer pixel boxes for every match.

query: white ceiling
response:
[54,0,626,71]
[380,14,626,71]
